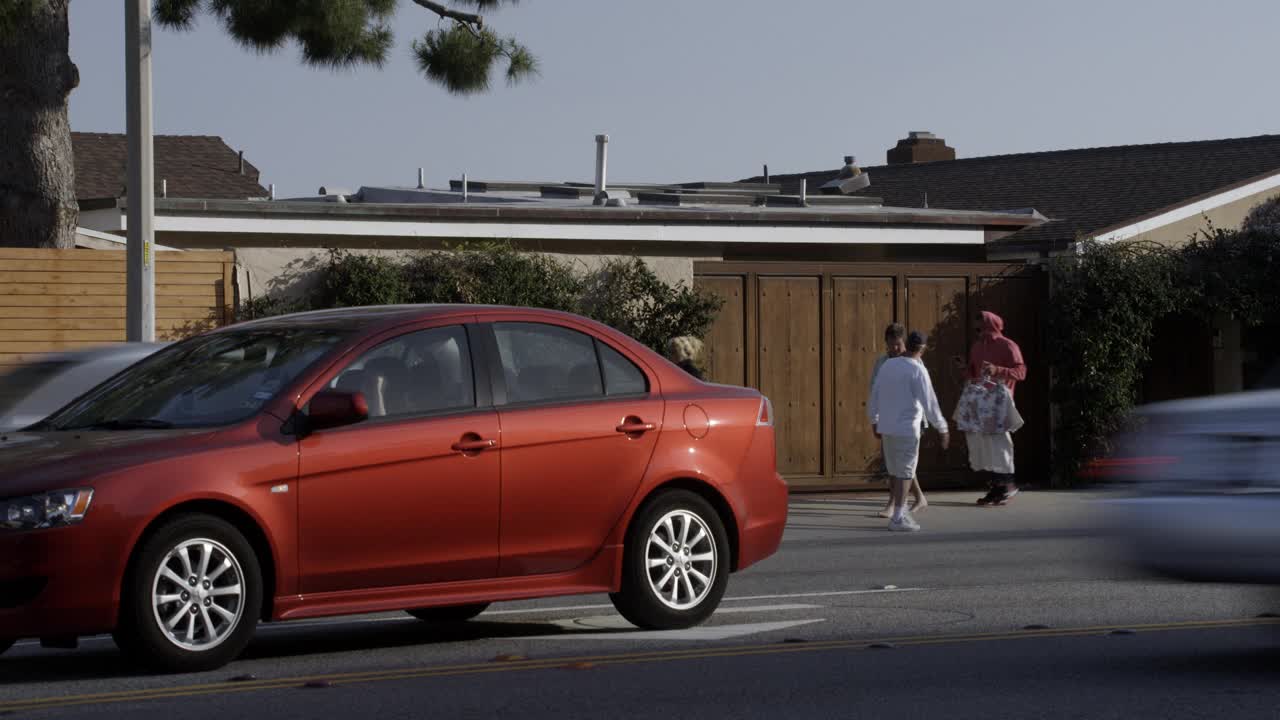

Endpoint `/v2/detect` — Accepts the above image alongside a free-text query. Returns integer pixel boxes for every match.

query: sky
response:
[68,0,1280,199]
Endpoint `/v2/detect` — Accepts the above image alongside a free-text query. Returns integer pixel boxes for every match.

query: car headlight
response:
[0,489,94,531]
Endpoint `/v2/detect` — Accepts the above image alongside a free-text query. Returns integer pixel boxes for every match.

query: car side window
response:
[328,325,475,419]
[597,341,649,396]
[492,323,604,404]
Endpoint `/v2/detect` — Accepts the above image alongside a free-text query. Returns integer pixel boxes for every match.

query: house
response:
[748,131,1280,257]
[71,132,269,203]
[70,131,267,248]
[747,131,1280,405]
[74,134,1051,491]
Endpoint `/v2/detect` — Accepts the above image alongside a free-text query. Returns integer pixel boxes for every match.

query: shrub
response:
[1241,195,1280,235]
[1051,214,1280,484]
[234,294,308,322]
[313,249,410,308]
[237,245,723,355]
[1046,240,1190,483]
[580,257,724,352]
[402,242,583,311]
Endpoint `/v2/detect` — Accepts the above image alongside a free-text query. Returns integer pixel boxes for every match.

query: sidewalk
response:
[788,489,1109,535]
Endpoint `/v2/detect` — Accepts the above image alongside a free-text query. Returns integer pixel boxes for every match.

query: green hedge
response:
[1050,197,1280,483]
[239,244,723,354]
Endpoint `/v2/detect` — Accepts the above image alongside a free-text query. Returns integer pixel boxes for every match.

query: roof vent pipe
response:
[462,172,469,203]
[763,164,769,184]
[593,134,609,204]
[269,183,276,200]
[800,178,808,207]
[417,168,425,189]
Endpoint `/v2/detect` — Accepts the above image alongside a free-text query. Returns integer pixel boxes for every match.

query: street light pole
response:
[125,0,155,342]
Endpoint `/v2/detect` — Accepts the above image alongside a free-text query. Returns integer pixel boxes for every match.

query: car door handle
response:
[616,421,656,434]
[452,437,497,453]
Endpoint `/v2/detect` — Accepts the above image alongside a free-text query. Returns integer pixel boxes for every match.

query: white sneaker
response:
[888,513,921,532]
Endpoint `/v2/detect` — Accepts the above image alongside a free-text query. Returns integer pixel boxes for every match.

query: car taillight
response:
[1081,456,1179,479]
[757,396,774,427]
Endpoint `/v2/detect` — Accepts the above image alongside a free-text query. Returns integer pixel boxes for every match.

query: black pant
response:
[985,471,1016,489]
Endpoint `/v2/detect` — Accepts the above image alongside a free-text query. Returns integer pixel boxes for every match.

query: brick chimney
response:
[887,131,956,165]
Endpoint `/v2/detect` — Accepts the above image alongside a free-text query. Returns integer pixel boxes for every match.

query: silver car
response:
[1102,389,1280,583]
[0,344,167,432]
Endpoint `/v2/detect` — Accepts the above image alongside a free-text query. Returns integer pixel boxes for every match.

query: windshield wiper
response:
[62,418,176,431]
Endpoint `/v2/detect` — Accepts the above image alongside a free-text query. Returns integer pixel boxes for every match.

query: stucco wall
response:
[1132,188,1280,247]
[232,245,720,307]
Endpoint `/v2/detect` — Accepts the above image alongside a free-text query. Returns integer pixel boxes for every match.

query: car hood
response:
[1139,389,1280,417]
[0,428,217,496]
[1134,389,1280,439]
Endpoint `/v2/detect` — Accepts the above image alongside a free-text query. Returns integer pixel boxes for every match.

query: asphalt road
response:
[3,491,1278,718]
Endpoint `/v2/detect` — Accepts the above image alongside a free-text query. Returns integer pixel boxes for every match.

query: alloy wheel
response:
[645,509,717,611]
[150,538,246,652]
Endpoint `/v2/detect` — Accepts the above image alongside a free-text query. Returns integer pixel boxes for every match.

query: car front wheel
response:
[117,514,262,673]
[406,603,490,623]
[610,490,730,630]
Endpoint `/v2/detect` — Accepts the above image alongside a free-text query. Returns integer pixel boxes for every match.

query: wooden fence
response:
[0,248,234,368]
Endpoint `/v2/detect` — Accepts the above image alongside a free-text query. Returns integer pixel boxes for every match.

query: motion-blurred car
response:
[1100,389,1280,583]
[0,344,167,432]
[0,305,787,672]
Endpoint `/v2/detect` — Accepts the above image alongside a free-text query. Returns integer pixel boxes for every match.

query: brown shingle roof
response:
[72,132,268,201]
[742,134,1280,250]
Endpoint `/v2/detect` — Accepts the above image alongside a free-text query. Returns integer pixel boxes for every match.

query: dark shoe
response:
[994,487,1020,506]
[976,489,1000,506]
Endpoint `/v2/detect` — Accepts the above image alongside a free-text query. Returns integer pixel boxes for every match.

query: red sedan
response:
[0,306,787,672]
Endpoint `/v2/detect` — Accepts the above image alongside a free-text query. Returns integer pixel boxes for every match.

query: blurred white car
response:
[1101,389,1280,583]
[0,344,167,432]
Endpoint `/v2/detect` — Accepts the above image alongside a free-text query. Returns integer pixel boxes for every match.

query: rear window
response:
[598,342,648,396]
[493,323,603,404]
[0,360,71,416]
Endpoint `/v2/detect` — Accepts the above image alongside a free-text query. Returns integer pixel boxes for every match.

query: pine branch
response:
[410,0,485,28]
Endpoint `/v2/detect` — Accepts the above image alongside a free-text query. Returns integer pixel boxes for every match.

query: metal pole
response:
[594,134,609,196]
[125,0,155,342]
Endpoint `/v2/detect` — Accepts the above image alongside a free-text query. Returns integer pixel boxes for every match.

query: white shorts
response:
[882,434,921,480]
[966,432,1015,474]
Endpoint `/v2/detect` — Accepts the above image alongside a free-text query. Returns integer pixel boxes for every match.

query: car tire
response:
[0,638,13,655]
[610,490,731,630]
[406,603,490,623]
[117,514,262,673]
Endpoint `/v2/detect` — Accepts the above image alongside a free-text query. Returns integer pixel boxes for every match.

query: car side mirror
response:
[306,390,369,433]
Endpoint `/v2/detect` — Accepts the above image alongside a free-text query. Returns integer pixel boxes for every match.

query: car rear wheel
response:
[117,514,262,673]
[610,490,730,630]
[406,603,490,623]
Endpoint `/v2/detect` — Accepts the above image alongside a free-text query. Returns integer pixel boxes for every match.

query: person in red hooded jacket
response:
[959,311,1026,506]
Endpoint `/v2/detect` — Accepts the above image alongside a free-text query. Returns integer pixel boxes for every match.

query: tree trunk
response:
[0,0,79,249]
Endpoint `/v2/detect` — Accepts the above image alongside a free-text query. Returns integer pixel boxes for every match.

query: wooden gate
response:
[0,248,235,369]
[695,261,1049,491]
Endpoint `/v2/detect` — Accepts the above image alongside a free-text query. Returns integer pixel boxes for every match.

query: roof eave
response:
[122,197,1044,230]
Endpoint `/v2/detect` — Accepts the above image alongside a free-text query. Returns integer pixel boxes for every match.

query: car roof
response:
[227,304,608,336]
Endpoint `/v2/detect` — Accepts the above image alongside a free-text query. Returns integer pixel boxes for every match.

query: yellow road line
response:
[4,616,1277,712]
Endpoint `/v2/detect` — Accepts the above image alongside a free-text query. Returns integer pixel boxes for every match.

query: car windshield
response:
[0,359,73,417]
[41,328,348,431]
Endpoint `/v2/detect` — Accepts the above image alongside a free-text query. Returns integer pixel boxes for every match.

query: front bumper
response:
[0,525,123,640]
[1106,493,1280,584]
